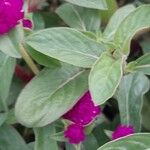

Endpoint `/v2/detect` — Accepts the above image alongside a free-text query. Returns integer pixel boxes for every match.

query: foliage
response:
[0,0,150,150]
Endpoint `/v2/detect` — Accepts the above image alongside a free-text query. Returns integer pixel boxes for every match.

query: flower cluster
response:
[63,91,101,144]
[64,124,85,144]
[0,0,24,34]
[112,124,135,140]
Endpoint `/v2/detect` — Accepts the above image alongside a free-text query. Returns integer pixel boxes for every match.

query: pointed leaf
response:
[114,5,150,55]
[129,53,150,75]
[15,64,88,127]
[103,4,135,40]
[116,72,150,132]
[56,3,100,31]
[0,52,16,110]
[25,27,106,68]
[89,52,123,105]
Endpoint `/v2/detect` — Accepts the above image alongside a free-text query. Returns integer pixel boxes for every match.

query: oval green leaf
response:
[116,72,150,132]
[89,52,123,105]
[25,27,106,68]
[15,64,88,127]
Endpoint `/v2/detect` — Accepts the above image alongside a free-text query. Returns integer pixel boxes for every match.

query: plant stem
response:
[74,144,82,150]
[19,43,39,75]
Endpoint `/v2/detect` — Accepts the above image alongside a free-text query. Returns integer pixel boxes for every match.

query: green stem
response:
[19,43,39,75]
[74,144,82,150]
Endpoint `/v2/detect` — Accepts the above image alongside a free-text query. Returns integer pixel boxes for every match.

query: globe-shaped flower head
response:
[0,0,24,34]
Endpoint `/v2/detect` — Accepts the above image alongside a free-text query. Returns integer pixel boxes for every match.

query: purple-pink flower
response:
[112,125,135,140]
[63,91,101,126]
[64,124,85,144]
[0,0,24,34]
[23,18,33,29]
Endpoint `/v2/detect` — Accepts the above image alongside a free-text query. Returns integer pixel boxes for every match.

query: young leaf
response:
[116,72,150,132]
[89,52,123,105]
[128,53,150,75]
[34,124,58,150]
[25,27,106,68]
[98,133,150,150]
[15,64,88,127]
[0,26,23,58]
[0,52,16,111]
[0,125,29,150]
[114,5,150,55]
[103,4,135,40]
[56,3,100,31]
[64,0,107,10]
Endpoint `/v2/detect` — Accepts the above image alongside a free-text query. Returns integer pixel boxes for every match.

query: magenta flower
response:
[64,124,85,144]
[0,0,24,34]
[63,91,101,126]
[23,18,33,29]
[112,125,135,140]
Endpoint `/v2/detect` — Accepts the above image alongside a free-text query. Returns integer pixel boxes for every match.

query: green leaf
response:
[56,3,100,31]
[15,64,88,127]
[50,131,67,142]
[116,72,150,132]
[65,135,98,150]
[114,5,150,55]
[0,113,7,126]
[99,0,118,24]
[5,109,17,125]
[7,76,24,107]
[94,115,120,147]
[89,52,123,105]
[103,4,135,40]
[98,133,150,150]
[34,124,58,150]
[65,143,75,150]
[25,27,106,68]
[64,0,107,10]
[32,12,45,30]
[28,142,34,150]
[0,125,29,150]
[0,26,23,58]
[27,45,61,68]
[142,91,150,131]
[129,53,150,75]
[83,134,99,150]
[0,52,16,111]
